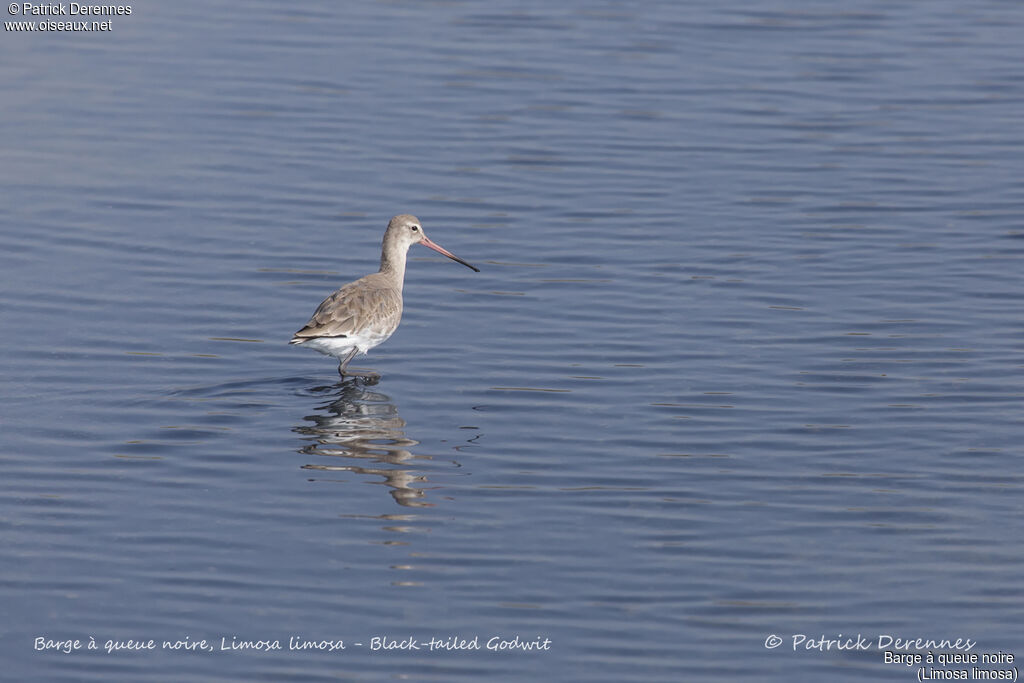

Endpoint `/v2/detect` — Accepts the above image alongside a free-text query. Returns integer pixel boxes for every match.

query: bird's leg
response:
[338,348,359,377]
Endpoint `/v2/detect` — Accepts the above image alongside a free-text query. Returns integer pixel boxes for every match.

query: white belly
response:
[299,328,394,359]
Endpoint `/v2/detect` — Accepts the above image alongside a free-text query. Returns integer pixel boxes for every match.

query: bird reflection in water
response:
[294,379,436,507]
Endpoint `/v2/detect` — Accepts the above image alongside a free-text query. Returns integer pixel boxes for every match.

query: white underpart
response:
[299,327,395,360]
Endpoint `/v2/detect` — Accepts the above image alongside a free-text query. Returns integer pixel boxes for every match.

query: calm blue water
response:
[2,1,1023,680]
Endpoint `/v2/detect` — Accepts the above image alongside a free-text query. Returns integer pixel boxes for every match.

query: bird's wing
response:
[290,279,402,342]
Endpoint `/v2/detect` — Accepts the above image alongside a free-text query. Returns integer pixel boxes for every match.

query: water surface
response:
[2,1,1022,680]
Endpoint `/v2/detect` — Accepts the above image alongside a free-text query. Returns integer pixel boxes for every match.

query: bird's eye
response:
[411,225,420,232]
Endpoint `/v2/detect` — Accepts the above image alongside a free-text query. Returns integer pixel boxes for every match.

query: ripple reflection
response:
[294,381,435,508]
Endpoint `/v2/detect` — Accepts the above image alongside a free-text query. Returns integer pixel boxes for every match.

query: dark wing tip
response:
[290,330,348,343]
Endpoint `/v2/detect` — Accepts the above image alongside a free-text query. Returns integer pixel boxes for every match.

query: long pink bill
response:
[420,236,480,272]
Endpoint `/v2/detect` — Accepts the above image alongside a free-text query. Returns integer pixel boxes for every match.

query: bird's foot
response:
[339,368,381,385]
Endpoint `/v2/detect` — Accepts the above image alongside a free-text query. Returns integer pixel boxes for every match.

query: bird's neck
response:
[379,249,407,292]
